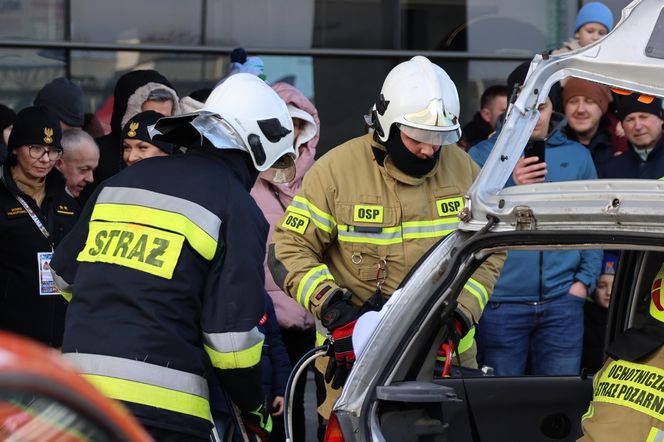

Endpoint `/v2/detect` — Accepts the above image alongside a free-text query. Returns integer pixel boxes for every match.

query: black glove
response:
[321,289,359,389]
[240,402,272,442]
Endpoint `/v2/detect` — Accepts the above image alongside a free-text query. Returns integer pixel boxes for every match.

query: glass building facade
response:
[0,0,628,154]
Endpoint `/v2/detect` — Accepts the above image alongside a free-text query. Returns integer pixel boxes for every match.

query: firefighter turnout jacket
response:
[51,151,270,439]
[270,133,505,361]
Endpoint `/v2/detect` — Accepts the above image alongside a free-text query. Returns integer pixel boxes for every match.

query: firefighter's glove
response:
[321,289,359,389]
[434,309,472,377]
[241,402,272,442]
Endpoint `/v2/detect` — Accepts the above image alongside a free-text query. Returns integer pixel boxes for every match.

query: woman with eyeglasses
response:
[0,105,79,348]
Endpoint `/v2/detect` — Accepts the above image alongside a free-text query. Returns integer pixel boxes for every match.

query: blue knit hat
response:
[574,2,614,33]
[601,252,618,275]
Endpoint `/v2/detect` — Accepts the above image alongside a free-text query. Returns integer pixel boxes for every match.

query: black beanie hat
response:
[8,105,62,151]
[507,61,531,97]
[615,94,664,121]
[0,104,16,131]
[122,110,174,154]
[34,77,85,127]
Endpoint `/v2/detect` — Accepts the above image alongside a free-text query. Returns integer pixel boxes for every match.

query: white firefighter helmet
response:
[369,56,461,146]
[150,73,296,183]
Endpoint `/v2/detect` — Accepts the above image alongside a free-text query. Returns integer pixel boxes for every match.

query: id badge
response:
[38,252,59,296]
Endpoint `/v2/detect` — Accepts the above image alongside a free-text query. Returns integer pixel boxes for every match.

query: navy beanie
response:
[615,94,664,122]
[34,77,85,127]
[122,110,174,154]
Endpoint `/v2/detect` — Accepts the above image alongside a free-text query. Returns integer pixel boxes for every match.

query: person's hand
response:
[321,289,359,389]
[271,396,284,417]
[568,281,588,300]
[615,120,625,138]
[512,156,547,185]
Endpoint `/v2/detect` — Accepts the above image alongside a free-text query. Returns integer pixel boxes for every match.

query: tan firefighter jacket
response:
[269,133,505,356]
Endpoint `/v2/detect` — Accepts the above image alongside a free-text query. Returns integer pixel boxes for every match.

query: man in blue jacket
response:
[598,94,664,179]
[469,64,602,376]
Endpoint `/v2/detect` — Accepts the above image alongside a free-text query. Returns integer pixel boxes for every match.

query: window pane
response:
[312,0,385,49]
[0,0,64,41]
[0,49,65,110]
[70,0,202,44]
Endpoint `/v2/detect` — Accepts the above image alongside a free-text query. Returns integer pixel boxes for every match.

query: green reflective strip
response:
[250,403,272,433]
[84,374,211,421]
[289,196,336,233]
[60,291,72,302]
[464,278,489,311]
[402,218,458,239]
[647,426,664,442]
[436,327,476,361]
[94,187,220,260]
[581,403,594,421]
[297,265,334,309]
[205,339,263,370]
[204,328,264,354]
[63,352,209,398]
[337,224,403,245]
[315,320,329,346]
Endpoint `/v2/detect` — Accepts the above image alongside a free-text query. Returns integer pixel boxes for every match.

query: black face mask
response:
[385,126,440,177]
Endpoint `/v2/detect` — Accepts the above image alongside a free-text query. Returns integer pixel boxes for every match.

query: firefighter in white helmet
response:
[269,56,505,420]
[50,73,296,441]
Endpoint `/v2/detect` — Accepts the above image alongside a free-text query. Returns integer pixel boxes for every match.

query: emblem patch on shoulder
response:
[436,197,464,217]
[282,212,309,234]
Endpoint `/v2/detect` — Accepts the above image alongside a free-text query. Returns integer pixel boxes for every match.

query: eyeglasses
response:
[28,145,63,160]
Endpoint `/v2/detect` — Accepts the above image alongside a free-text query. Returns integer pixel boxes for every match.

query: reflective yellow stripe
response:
[592,360,664,422]
[316,331,327,346]
[92,204,217,260]
[83,374,211,421]
[464,278,489,311]
[60,290,72,302]
[650,264,664,322]
[297,265,334,309]
[647,426,664,442]
[77,221,184,279]
[289,196,336,233]
[402,218,458,239]
[337,224,402,245]
[581,403,594,421]
[315,320,329,346]
[204,339,263,370]
[436,327,476,361]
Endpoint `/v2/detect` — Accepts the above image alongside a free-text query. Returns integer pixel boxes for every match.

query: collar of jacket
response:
[626,133,664,162]
[1,162,66,200]
[370,136,441,185]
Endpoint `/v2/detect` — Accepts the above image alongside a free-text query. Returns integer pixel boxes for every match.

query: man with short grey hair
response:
[56,128,99,198]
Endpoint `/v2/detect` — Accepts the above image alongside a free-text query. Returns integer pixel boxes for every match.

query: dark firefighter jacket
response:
[50,150,269,438]
[0,164,79,347]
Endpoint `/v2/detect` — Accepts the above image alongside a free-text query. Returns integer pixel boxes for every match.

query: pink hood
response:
[250,82,320,330]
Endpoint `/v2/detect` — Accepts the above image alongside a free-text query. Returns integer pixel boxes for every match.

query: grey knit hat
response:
[34,77,85,127]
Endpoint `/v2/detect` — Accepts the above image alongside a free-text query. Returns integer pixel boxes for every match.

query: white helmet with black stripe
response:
[150,73,296,183]
[368,56,461,146]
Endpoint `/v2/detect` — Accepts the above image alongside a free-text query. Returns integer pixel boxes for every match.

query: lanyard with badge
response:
[15,195,59,296]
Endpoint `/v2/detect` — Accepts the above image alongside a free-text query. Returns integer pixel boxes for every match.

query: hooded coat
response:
[93,70,180,188]
[250,82,319,330]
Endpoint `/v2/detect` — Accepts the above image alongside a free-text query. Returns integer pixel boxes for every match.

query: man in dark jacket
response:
[461,84,508,149]
[93,70,180,188]
[50,73,296,441]
[599,94,664,179]
[0,106,79,347]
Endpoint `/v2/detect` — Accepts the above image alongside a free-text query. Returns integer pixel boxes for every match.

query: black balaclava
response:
[385,126,440,177]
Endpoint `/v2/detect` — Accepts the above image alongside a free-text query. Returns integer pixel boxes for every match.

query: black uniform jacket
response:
[0,164,79,346]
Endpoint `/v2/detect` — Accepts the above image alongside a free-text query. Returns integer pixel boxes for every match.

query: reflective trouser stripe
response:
[464,278,489,312]
[436,327,476,361]
[289,196,336,233]
[647,427,664,442]
[64,353,210,421]
[297,265,334,309]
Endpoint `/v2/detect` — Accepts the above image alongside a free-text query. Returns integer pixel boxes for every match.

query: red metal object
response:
[0,332,152,441]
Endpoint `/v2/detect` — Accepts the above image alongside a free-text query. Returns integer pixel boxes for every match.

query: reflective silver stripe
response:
[289,199,335,231]
[337,225,403,244]
[402,222,458,236]
[96,187,221,241]
[63,353,209,399]
[51,269,72,293]
[465,278,488,307]
[203,327,265,353]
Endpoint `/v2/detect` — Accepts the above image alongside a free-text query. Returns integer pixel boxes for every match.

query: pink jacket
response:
[250,82,319,330]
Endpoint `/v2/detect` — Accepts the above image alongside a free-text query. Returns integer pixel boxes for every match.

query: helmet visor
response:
[190,114,246,151]
[397,123,461,146]
[259,154,296,184]
[403,98,459,130]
